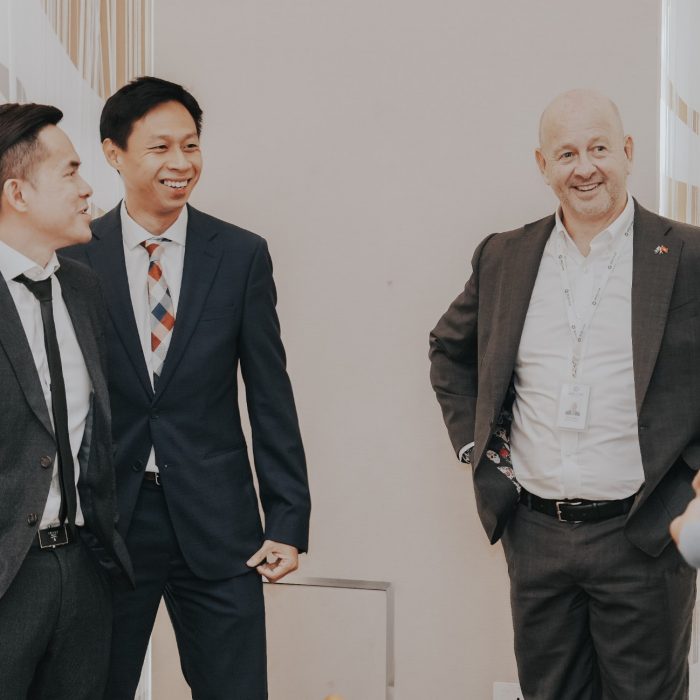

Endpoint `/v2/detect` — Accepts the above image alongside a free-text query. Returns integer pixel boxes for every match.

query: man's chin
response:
[566,195,615,222]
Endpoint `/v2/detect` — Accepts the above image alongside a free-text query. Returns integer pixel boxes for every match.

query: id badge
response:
[557,383,590,431]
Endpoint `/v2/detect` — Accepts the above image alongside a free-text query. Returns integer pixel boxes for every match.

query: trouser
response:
[0,534,112,700]
[501,502,696,700]
[105,479,267,700]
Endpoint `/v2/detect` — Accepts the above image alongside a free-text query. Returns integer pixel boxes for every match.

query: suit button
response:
[39,455,52,468]
[27,513,38,526]
[131,459,144,472]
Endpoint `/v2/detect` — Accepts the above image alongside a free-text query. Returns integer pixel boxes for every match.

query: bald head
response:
[534,89,633,237]
[539,89,625,149]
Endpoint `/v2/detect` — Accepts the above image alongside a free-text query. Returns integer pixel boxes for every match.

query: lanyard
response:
[556,221,633,378]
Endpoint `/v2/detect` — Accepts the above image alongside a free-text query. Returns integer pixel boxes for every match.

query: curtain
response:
[660,0,700,225]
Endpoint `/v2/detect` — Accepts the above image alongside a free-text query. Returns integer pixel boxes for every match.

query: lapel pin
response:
[654,245,669,255]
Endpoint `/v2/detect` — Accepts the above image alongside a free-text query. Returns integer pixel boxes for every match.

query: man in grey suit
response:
[430,89,699,699]
[0,103,132,699]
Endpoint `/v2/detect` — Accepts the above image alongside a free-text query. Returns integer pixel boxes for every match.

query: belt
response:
[143,471,161,486]
[520,488,635,523]
[32,524,78,549]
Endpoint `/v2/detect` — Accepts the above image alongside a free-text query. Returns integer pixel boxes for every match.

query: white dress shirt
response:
[0,241,90,528]
[120,201,187,473]
[509,194,645,500]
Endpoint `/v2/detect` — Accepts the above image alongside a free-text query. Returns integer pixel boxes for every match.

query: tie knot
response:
[14,274,52,302]
[141,238,171,260]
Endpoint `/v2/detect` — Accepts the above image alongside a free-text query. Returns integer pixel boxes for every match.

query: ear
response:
[102,138,123,171]
[623,135,634,173]
[2,178,29,213]
[535,148,550,184]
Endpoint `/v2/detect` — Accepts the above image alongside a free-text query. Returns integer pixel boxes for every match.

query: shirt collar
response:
[120,201,188,250]
[554,192,634,255]
[0,240,59,283]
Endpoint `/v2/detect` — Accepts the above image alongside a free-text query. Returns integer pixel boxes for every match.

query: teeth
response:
[163,179,188,189]
[576,184,599,192]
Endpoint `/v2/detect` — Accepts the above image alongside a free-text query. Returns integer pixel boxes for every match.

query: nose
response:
[168,147,190,171]
[78,175,93,199]
[574,154,596,179]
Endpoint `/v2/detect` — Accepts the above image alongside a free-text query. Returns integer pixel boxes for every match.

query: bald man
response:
[430,90,700,699]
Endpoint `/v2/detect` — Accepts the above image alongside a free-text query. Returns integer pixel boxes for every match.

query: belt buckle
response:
[155,472,161,486]
[555,500,583,523]
[38,524,69,549]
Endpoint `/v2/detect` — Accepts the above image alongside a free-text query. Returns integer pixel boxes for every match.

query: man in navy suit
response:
[63,76,310,700]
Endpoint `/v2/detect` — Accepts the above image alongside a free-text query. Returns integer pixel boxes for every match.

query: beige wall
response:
[152,1,662,698]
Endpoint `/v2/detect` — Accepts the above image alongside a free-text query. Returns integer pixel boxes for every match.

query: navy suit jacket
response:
[63,204,310,579]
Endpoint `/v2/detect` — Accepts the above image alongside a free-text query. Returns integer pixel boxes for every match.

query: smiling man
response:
[62,77,310,700]
[429,89,700,699]
[0,103,132,698]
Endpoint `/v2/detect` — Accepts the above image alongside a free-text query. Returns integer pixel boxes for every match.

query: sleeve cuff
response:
[458,442,475,463]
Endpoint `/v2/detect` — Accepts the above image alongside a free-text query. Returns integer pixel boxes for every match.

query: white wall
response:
[152,1,662,697]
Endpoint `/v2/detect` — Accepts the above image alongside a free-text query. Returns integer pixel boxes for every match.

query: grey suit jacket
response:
[0,257,133,599]
[430,201,700,556]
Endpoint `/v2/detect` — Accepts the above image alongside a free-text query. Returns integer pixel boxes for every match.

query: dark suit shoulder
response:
[476,213,554,257]
[56,253,100,289]
[187,206,266,251]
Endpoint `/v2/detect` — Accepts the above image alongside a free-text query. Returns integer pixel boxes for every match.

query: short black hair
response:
[100,76,203,149]
[0,103,63,191]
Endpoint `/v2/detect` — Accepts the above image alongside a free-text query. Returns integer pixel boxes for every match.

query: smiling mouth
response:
[573,183,601,193]
[161,179,190,190]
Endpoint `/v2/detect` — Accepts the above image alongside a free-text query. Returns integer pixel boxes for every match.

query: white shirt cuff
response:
[458,442,475,462]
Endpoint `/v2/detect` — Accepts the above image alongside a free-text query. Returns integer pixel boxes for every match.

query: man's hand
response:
[670,470,700,544]
[246,540,299,582]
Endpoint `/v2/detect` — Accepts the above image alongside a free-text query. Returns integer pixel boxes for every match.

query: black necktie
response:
[15,274,76,526]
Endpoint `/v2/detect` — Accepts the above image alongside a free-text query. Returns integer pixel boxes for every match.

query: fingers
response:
[246,540,299,582]
[256,555,298,582]
[246,545,268,569]
[670,515,683,544]
[693,470,700,493]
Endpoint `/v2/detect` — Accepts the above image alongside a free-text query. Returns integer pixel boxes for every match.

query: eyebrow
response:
[150,132,199,141]
[67,159,81,168]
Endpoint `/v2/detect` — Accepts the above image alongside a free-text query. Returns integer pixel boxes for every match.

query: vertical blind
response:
[660,0,700,225]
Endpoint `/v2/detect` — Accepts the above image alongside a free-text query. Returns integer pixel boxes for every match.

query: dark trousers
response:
[501,503,696,700]
[106,480,267,700]
[0,536,112,700]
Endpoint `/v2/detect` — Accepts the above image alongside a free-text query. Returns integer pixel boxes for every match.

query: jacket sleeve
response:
[239,238,311,552]
[429,234,494,456]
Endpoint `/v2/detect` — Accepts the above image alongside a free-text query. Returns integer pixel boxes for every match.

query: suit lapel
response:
[487,216,554,415]
[154,206,222,397]
[631,202,679,414]
[0,277,54,436]
[87,205,153,399]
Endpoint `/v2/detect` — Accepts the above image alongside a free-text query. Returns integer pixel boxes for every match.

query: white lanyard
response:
[556,221,633,378]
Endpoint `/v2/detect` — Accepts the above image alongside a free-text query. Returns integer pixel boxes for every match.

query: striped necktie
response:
[141,238,176,382]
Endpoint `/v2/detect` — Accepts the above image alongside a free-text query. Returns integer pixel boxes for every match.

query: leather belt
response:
[143,471,161,486]
[33,524,78,549]
[520,488,635,523]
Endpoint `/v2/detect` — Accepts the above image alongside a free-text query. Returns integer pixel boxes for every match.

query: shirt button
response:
[27,513,38,526]
[39,455,52,468]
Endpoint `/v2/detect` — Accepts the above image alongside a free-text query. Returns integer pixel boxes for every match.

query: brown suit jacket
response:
[429,200,700,556]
